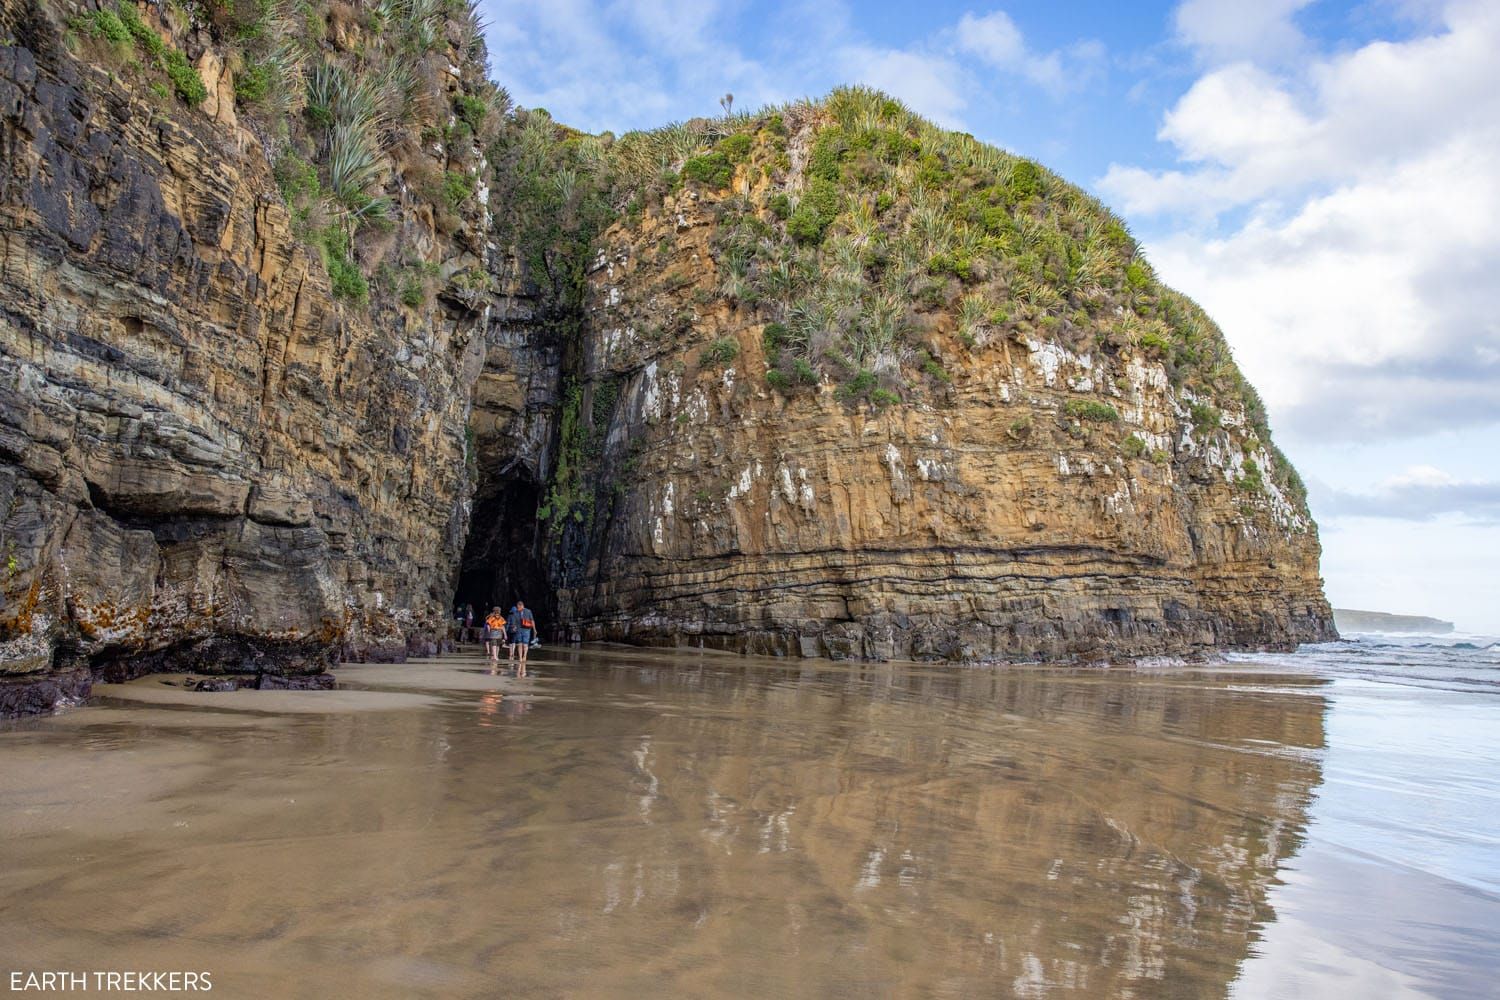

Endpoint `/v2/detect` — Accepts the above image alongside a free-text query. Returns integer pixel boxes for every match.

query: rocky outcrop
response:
[0,5,500,712]
[546,139,1333,662]
[0,10,1334,715]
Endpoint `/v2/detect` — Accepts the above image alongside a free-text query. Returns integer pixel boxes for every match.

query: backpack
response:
[520,612,535,629]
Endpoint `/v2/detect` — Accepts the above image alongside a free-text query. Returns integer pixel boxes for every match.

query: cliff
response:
[0,4,1333,715]
[535,96,1334,661]
[0,0,523,713]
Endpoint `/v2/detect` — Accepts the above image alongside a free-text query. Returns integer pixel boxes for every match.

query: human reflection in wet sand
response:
[476,689,503,728]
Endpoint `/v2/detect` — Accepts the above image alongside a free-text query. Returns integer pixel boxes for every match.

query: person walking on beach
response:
[506,603,522,661]
[464,604,475,643]
[509,601,535,675]
[483,607,506,662]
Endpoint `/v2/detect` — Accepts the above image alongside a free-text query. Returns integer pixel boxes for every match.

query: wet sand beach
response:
[2,643,1497,998]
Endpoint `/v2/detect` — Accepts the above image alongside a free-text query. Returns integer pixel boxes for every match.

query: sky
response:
[477,0,1500,632]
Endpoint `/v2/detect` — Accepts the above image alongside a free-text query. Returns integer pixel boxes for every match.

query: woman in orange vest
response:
[483,607,507,663]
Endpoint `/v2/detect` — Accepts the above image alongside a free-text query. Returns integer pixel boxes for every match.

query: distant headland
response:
[1333,609,1455,634]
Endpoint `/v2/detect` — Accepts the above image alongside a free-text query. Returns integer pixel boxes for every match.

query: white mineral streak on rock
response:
[778,463,797,504]
[1025,339,1082,388]
[798,468,815,509]
[1104,481,1131,516]
[662,480,675,517]
[727,465,753,500]
[1067,354,1095,392]
[641,361,662,421]
[883,443,905,481]
[686,389,709,423]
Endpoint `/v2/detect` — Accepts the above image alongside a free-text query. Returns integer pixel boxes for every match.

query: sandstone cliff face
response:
[0,11,1334,715]
[546,114,1334,662]
[0,4,503,711]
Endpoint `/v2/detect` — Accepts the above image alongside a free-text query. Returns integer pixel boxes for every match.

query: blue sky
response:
[478,0,1500,632]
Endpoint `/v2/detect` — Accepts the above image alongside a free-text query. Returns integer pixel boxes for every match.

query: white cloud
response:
[1173,0,1314,64]
[955,11,1103,92]
[1101,0,1500,442]
[1312,465,1500,522]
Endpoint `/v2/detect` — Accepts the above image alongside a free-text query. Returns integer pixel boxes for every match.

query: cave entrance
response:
[453,476,554,634]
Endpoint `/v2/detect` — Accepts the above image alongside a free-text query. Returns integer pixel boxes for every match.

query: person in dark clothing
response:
[505,604,521,659]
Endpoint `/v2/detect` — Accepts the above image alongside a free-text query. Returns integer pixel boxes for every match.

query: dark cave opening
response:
[453,477,555,635]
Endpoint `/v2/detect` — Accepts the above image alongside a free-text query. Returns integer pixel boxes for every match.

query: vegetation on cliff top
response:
[486,86,1305,510]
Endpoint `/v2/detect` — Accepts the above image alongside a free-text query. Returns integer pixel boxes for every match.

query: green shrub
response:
[786,204,827,243]
[762,322,789,354]
[683,151,734,188]
[1237,458,1265,493]
[808,127,845,181]
[1008,416,1032,439]
[1124,261,1151,292]
[399,276,425,308]
[701,337,739,368]
[442,170,476,210]
[313,227,367,303]
[81,8,130,42]
[767,192,791,220]
[164,49,207,106]
[838,369,878,401]
[718,133,753,163]
[1064,399,1120,423]
[803,177,839,217]
[1138,331,1170,356]
[870,387,901,407]
[928,252,974,282]
[235,61,273,104]
[327,254,367,302]
[1151,448,1171,465]
[765,369,790,392]
[1122,434,1146,458]
[786,178,840,244]
[920,352,951,383]
[117,3,164,59]
[274,153,319,207]
[454,93,488,133]
[1190,402,1221,432]
[1007,159,1044,202]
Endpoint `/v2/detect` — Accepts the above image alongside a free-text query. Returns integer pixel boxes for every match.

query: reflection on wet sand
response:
[0,648,1325,998]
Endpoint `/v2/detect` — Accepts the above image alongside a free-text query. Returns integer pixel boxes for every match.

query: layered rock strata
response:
[552,181,1334,662]
[0,9,1336,715]
[0,7,505,710]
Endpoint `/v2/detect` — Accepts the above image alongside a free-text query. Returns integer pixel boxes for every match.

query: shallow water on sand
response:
[1,642,1496,998]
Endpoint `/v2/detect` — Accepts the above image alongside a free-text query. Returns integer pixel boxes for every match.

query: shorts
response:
[513,627,532,645]
[484,628,500,641]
